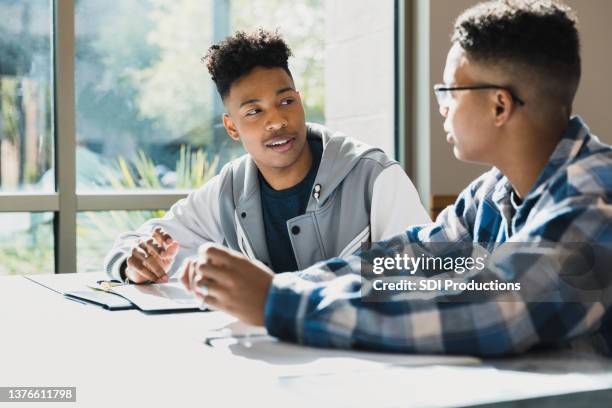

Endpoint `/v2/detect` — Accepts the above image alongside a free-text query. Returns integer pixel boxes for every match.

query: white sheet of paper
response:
[111,282,201,311]
[25,272,108,294]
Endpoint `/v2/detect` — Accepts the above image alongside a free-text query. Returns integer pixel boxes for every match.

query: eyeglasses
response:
[433,84,526,107]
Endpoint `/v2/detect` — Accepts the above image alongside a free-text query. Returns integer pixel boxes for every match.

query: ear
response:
[223,113,240,141]
[492,89,514,126]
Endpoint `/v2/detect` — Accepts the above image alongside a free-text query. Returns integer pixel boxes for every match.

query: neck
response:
[258,143,313,190]
[495,117,568,198]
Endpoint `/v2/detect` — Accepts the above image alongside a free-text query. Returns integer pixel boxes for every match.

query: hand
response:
[126,227,179,284]
[180,244,274,326]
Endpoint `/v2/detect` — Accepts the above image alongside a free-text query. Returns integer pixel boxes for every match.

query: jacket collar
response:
[237,122,383,209]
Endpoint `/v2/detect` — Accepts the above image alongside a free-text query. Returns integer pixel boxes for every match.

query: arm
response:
[104,174,225,280]
[181,178,485,330]
[370,164,431,241]
[264,197,612,356]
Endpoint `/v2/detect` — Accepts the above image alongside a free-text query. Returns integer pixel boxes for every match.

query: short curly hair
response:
[452,0,581,107]
[203,29,293,100]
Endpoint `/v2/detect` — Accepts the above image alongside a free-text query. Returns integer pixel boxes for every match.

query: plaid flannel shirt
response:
[264,116,612,357]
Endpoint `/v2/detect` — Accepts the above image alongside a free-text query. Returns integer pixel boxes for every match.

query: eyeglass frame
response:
[433,84,526,107]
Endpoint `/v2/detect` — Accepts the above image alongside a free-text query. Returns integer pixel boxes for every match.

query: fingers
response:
[137,241,168,281]
[198,243,245,269]
[199,294,222,311]
[126,252,159,283]
[127,244,166,283]
[153,227,175,247]
[141,238,162,257]
[196,261,232,287]
[192,277,225,312]
[193,278,224,302]
[180,255,233,294]
[151,228,179,261]
[180,258,197,292]
[164,241,180,258]
[179,258,190,290]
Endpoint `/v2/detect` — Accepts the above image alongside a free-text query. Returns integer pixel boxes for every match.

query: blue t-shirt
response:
[259,138,323,273]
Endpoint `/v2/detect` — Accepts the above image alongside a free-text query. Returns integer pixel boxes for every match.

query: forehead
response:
[443,43,475,84]
[226,67,294,106]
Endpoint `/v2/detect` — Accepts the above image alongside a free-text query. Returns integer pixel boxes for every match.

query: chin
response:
[453,146,465,161]
[454,148,489,165]
[268,153,302,170]
[453,146,476,163]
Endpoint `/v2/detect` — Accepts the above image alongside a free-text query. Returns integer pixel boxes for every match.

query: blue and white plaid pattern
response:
[264,116,612,356]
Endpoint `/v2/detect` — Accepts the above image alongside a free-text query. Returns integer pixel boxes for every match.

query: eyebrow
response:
[239,87,296,108]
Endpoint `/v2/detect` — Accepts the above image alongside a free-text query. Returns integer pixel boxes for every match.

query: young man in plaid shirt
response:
[182,0,612,356]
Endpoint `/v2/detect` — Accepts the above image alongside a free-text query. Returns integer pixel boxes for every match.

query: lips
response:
[265,137,293,147]
[265,135,296,152]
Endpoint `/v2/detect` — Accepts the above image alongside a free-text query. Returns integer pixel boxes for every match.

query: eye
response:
[280,98,294,106]
[245,109,261,117]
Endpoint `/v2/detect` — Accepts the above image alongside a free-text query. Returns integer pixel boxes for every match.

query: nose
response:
[439,104,449,118]
[265,108,288,132]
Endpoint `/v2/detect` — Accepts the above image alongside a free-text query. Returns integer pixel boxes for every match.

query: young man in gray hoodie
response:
[104,29,429,283]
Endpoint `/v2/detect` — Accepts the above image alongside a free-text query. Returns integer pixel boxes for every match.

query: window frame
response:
[0,0,404,274]
[0,0,187,274]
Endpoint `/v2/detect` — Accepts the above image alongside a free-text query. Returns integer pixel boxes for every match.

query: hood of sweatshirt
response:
[233,122,383,209]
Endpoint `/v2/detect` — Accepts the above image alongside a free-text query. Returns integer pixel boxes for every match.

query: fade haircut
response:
[452,0,581,110]
[203,28,293,101]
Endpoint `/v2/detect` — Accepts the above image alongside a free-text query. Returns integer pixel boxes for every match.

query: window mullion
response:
[76,192,189,211]
[53,0,77,274]
[0,194,59,212]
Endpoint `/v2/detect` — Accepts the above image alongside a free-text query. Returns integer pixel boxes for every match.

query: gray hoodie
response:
[104,123,430,280]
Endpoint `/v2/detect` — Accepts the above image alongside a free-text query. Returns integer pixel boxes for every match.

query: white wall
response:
[325,0,396,158]
[426,0,612,196]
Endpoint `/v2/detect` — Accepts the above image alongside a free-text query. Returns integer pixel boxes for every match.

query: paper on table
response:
[25,272,108,294]
[110,282,202,312]
[207,333,481,378]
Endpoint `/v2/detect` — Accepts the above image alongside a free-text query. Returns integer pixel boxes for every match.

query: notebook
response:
[108,281,204,313]
[64,289,134,310]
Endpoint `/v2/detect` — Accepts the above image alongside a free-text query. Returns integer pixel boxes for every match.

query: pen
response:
[95,280,125,291]
[203,333,271,346]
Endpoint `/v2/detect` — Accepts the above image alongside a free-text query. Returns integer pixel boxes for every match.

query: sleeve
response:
[370,164,431,242]
[264,195,612,357]
[103,174,226,280]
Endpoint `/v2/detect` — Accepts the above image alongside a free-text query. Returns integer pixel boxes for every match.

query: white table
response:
[1,274,612,408]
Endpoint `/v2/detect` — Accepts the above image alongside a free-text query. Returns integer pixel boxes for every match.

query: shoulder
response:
[189,153,250,197]
[554,135,612,202]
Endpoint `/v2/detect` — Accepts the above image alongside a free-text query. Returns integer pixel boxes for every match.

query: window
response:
[0,212,54,275]
[0,0,397,275]
[77,210,165,273]
[0,0,53,193]
[74,0,325,192]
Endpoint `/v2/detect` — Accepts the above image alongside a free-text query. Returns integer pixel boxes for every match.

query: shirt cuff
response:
[264,273,315,343]
[107,254,128,281]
